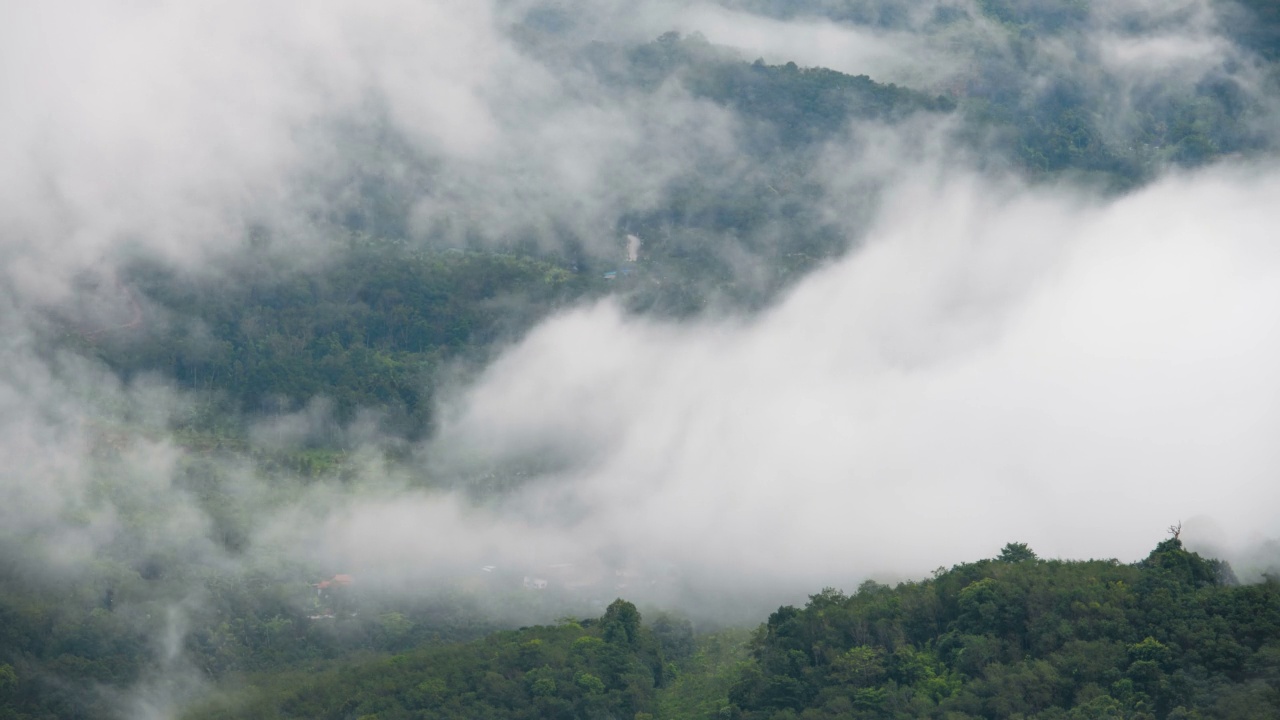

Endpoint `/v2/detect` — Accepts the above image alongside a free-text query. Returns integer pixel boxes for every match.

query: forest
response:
[2,0,1280,718]
[6,535,1274,718]
[175,539,1280,719]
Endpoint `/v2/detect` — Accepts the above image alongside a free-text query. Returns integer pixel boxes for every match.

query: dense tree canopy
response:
[727,539,1280,719]
[184,599,668,720]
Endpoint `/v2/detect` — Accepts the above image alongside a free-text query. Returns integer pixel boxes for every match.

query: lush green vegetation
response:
[66,26,1277,399]
[10,537,1271,720]
[2,453,1278,720]
[728,539,1280,719]
[71,42,956,423]
[79,238,596,439]
[0,554,517,719]
[186,599,668,720]
[125,540,1280,719]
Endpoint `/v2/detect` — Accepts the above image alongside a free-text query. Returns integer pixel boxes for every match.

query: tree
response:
[603,599,642,647]
[998,542,1038,563]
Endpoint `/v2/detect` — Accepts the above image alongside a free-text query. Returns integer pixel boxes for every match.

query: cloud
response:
[2,0,1275,606]
[0,0,758,305]
[3,0,1268,307]
[665,5,966,87]
[419,162,1280,596]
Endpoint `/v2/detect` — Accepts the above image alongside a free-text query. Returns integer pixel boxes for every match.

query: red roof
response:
[316,574,354,589]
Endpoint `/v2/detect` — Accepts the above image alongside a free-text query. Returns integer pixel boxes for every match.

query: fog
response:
[429,164,1280,586]
[2,0,1279,715]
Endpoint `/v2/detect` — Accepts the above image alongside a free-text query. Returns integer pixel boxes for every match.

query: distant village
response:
[307,559,676,621]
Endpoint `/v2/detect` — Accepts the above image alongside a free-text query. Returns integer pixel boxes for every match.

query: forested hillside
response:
[63,24,1274,434]
[170,539,1280,719]
[185,599,671,720]
[84,239,594,438]
[729,539,1279,719]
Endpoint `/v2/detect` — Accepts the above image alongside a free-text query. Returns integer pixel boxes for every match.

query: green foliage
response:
[657,627,754,720]
[683,54,954,151]
[999,542,1039,563]
[0,540,509,719]
[90,238,592,439]
[5,534,1279,719]
[726,540,1280,719]
[185,600,670,720]
[603,598,643,647]
[587,33,957,316]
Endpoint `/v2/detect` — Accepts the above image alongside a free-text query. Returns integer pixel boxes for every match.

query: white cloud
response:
[420,163,1280,594]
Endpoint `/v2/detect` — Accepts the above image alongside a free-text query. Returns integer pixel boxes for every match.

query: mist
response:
[2,0,1280,716]
[428,163,1280,586]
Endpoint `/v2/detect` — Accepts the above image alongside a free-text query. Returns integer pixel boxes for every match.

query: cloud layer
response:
[426,163,1280,590]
